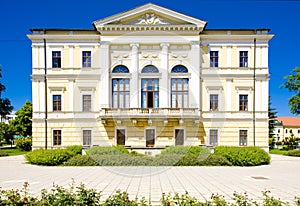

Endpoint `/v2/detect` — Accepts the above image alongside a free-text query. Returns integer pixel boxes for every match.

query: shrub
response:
[25,149,74,166]
[64,155,99,166]
[66,145,82,156]
[200,154,232,166]
[102,190,148,206]
[214,146,270,166]
[0,151,8,157]
[90,154,154,166]
[286,149,300,157]
[86,146,127,156]
[15,137,32,151]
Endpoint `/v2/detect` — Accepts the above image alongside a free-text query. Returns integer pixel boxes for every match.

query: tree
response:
[0,65,13,118]
[10,101,32,137]
[281,67,300,115]
[268,96,277,138]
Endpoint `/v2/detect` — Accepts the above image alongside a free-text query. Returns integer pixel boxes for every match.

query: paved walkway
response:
[0,154,300,205]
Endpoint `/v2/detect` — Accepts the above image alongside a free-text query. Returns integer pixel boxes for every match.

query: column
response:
[130,43,139,108]
[190,41,200,108]
[99,41,110,108]
[69,79,74,115]
[160,43,169,108]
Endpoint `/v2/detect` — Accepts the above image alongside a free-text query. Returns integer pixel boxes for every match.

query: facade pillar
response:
[190,41,200,108]
[130,43,139,108]
[160,43,169,108]
[99,41,110,108]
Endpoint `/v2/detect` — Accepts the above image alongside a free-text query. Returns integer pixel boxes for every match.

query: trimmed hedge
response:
[0,151,8,157]
[66,145,83,155]
[285,149,300,157]
[26,149,73,166]
[214,146,270,166]
[64,155,99,166]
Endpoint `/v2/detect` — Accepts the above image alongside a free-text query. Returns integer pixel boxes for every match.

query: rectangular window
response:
[146,129,155,147]
[52,51,61,68]
[82,95,91,112]
[83,130,91,146]
[116,129,126,146]
[175,129,184,146]
[112,79,130,108]
[171,78,188,108]
[239,51,248,67]
[209,129,218,146]
[53,95,62,111]
[239,94,248,111]
[141,79,159,108]
[53,130,62,146]
[239,130,247,146]
[210,51,219,67]
[210,94,218,111]
[82,51,91,68]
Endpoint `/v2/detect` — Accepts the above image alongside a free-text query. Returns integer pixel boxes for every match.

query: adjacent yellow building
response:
[27,3,274,152]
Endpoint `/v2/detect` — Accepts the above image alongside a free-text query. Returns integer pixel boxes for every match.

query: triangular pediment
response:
[93,3,206,30]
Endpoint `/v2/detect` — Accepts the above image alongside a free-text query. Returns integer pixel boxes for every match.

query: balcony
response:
[99,108,200,119]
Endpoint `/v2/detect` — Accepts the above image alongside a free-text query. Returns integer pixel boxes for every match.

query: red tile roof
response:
[277,117,300,127]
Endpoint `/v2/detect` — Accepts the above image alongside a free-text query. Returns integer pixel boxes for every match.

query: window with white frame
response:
[82,94,91,112]
[239,51,248,67]
[209,129,218,146]
[83,130,92,146]
[210,51,219,67]
[53,95,62,111]
[239,94,248,111]
[53,130,62,146]
[82,51,91,68]
[239,130,247,146]
[52,51,61,68]
[210,94,218,111]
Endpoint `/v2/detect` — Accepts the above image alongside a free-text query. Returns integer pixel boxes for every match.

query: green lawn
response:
[269,148,288,155]
[0,148,29,156]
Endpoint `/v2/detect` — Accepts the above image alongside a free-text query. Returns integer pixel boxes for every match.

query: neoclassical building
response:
[28,3,274,151]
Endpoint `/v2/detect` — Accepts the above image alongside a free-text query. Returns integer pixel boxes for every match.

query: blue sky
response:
[0,0,299,116]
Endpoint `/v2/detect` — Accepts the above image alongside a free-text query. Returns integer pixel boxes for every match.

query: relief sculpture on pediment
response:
[136,13,169,25]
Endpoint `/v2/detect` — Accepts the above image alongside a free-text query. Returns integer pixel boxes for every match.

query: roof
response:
[277,117,300,127]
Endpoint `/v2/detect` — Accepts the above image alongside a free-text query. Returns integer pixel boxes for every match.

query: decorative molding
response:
[79,87,96,93]
[49,86,65,93]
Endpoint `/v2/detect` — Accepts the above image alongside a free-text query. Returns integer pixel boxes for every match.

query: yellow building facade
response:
[28,3,273,152]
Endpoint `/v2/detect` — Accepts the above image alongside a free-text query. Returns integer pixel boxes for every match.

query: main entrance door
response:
[175,129,184,146]
[116,129,126,146]
[146,129,155,147]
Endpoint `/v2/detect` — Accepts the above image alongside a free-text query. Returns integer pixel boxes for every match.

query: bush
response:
[25,149,74,166]
[15,137,32,151]
[0,151,8,157]
[285,149,300,157]
[64,155,99,166]
[200,154,232,166]
[214,146,270,166]
[90,154,154,166]
[86,146,127,156]
[66,145,82,156]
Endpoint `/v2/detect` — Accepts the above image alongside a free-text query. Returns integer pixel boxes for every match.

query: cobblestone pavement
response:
[0,154,299,205]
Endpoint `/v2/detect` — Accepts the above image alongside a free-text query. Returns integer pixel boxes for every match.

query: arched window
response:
[171,65,188,73]
[112,65,129,73]
[141,65,159,73]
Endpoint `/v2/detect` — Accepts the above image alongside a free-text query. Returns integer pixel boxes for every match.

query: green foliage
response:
[0,151,8,157]
[25,149,74,166]
[9,100,32,137]
[64,155,99,166]
[15,137,32,151]
[0,65,13,118]
[87,146,127,155]
[281,67,300,115]
[268,96,277,140]
[284,135,298,150]
[66,145,82,156]
[90,154,154,166]
[285,149,300,157]
[214,146,270,166]
[0,182,298,205]
[102,190,148,206]
[113,145,130,154]
[200,154,232,166]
